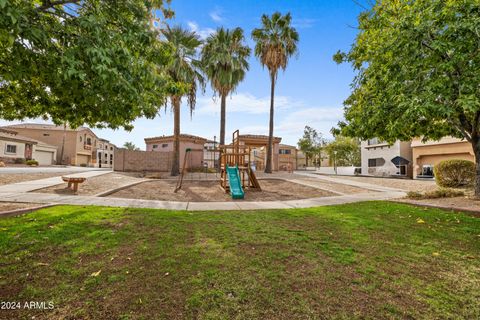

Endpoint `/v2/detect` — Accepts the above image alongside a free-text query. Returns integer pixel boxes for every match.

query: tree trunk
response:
[59,123,67,165]
[171,97,180,176]
[473,137,480,198]
[220,93,226,147]
[305,155,309,167]
[265,73,276,174]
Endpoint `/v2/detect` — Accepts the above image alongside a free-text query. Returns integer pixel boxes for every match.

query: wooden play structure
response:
[219,130,261,198]
[174,147,205,193]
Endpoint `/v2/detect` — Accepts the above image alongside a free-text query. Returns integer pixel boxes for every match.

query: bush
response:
[26,160,39,166]
[406,188,464,199]
[434,159,475,188]
[80,163,88,167]
[14,158,26,164]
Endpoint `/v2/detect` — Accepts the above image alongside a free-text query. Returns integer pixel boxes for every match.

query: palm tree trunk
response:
[171,96,181,176]
[265,73,276,173]
[220,93,226,147]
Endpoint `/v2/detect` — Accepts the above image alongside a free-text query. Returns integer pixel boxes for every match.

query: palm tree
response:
[163,26,205,176]
[123,142,140,151]
[252,12,299,173]
[201,27,251,148]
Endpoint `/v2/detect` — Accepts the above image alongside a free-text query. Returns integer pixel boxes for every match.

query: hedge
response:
[433,159,475,188]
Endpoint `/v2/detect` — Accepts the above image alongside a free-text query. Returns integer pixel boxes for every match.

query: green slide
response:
[226,165,245,199]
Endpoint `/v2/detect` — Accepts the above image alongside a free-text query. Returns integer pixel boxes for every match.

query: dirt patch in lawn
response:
[0,202,42,213]
[106,179,336,202]
[33,173,145,196]
[0,172,77,186]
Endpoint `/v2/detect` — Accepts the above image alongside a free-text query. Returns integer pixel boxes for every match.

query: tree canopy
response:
[201,27,250,147]
[297,126,324,166]
[325,135,360,167]
[252,12,299,173]
[334,0,480,194]
[0,0,175,130]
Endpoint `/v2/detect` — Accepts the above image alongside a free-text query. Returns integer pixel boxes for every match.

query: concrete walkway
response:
[0,170,406,211]
[0,190,406,211]
[292,172,403,192]
[0,170,111,193]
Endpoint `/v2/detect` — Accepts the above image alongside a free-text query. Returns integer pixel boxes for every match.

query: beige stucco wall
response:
[0,139,26,159]
[412,137,474,178]
[146,140,205,169]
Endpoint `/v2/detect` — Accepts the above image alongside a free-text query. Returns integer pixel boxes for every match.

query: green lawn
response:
[0,202,479,320]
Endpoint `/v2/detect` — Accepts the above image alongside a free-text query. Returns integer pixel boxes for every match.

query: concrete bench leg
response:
[67,182,72,189]
[73,182,79,194]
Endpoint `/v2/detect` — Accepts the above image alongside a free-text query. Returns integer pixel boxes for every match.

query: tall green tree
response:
[334,0,480,195]
[252,12,299,173]
[297,126,324,167]
[163,26,205,176]
[0,0,174,130]
[325,136,360,167]
[201,27,251,148]
[123,142,140,151]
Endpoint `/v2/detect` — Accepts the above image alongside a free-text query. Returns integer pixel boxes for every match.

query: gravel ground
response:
[0,202,42,213]
[397,197,480,213]
[324,175,438,192]
[107,179,336,202]
[34,173,144,196]
[0,172,77,186]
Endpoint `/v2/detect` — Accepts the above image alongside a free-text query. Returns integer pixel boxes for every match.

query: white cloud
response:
[187,21,215,40]
[196,93,298,115]
[209,8,225,23]
[292,18,316,29]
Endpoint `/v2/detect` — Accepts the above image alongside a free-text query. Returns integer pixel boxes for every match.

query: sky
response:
[1,0,364,149]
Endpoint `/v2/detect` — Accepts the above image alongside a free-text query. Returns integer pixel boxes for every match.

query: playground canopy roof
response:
[235,134,282,147]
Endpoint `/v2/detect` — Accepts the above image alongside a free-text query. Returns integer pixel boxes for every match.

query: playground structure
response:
[174,147,206,193]
[219,130,261,199]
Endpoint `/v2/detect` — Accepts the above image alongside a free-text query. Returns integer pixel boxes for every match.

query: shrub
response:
[406,188,465,199]
[406,191,423,199]
[26,160,39,166]
[80,163,88,167]
[424,188,464,199]
[14,158,25,164]
[434,159,475,188]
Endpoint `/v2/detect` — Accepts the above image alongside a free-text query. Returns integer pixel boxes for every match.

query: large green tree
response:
[334,0,480,196]
[297,126,324,167]
[325,135,360,167]
[163,26,204,176]
[201,27,250,148]
[252,12,299,173]
[0,0,174,130]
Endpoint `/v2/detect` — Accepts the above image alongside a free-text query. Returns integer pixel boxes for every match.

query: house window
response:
[110,154,113,165]
[110,146,113,150]
[162,143,168,148]
[152,144,158,149]
[5,144,17,154]
[368,158,385,167]
[79,136,82,142]
[367,138,385,145]
[279,149,291,155]
[86,138,92,145]
[421,165,434,177]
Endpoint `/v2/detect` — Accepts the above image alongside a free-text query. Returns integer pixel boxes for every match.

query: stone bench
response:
[62,177,86,195]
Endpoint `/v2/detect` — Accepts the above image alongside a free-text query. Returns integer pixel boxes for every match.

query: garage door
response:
[76,155,90,166]
[35,151,54,165]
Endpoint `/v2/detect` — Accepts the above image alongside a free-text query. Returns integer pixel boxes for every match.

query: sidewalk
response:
[0,170,111,193]
[0,170,406,212]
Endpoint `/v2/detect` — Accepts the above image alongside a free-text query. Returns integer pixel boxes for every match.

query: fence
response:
[114,149,172,172]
